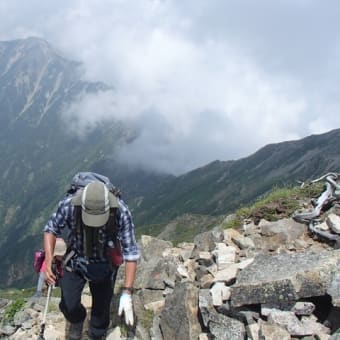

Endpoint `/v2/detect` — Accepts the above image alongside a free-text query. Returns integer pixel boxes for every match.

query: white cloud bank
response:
[1,0,340,173]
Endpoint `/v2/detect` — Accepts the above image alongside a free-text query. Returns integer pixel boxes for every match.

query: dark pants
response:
[59,269,116,338]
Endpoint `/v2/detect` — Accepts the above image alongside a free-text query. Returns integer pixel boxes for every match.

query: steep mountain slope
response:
[133,129,340,226]
[0,37,167,288]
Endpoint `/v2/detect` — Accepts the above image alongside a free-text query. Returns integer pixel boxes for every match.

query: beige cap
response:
[71,181,118,228]
[54,238,67,256]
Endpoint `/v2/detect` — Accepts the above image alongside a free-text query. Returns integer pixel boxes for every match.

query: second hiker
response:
[43,172,140,340]
[35,237,66,298]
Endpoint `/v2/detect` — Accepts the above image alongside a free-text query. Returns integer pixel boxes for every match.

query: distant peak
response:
[0,37,53,57]
[18,36,51,52]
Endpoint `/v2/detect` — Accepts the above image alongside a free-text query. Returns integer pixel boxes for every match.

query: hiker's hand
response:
[44,265,56,286]
[118,293,134,326]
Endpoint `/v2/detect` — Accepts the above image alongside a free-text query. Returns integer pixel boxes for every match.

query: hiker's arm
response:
[115,199,139,326]
[118,260,137,325]
[117,200,140,262]
[43,198,69,285]
[123,260,137,292]
[44,232,57,285]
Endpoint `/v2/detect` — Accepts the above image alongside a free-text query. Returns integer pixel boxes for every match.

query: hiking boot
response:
[66,321,84,340]
[88,329,106,340]
[88,331,105,340]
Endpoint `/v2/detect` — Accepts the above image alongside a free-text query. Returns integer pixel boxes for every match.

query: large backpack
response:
[68,172,120,197]
[68,172,123,267]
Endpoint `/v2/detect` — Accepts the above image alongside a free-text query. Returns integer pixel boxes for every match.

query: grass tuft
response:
[221,183,324,229]
[2,298,25,325]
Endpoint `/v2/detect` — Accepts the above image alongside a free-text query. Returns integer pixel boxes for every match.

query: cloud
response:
[61,33,306,172]
[1,0,340,173]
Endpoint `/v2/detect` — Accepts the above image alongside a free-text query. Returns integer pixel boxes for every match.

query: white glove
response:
[118,293,134,326]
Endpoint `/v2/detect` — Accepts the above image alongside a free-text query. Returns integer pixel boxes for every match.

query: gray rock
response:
[326,306,340,335]
[232,234,255,250]
[191,231,222,258]
[140,235,173,262]
[213,264,238,284]
[0,299,9,309]
[210,283,231,306]
[106,327,121,339]
[160,282,201,340]
[327,214,340,234]
[195,265,210,281]
[330,327,340,340]
[21,319,34,330]
[162,243,195,262]
[197,252,215,267]
[212,243,236,270]
[150,313,163,340]
[267,310,312,336]
[198,273,214,289]
[231,250,340,307]
[133,236,175,290]
[208,312,245,340]
[0,325,16,336]
[177,242,195,261]
[259,320,291,340]
[260,218,306,242]
[145,258,179,290]
[199,289,214,328]
[139,289,165,311]
[328,271,340,307]
[246,323,260,340]
[13,309,31,326]
[301,315,331,335]
[292,302,316,316]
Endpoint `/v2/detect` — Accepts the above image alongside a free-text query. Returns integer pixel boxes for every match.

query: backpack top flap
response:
[72,171,119,191]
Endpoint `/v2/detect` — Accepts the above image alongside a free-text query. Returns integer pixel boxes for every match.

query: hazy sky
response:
[1,0,340,174]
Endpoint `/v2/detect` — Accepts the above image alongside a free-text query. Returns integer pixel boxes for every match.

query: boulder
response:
[208,312,245,340]
[327,214,340,234]
[259,320,291,340]
[191,231,223,258]
[212,243,236,270]
[231,249,340,307]
[160,282,202,340]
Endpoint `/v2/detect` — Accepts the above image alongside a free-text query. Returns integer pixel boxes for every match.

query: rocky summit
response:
[1,189,340,339]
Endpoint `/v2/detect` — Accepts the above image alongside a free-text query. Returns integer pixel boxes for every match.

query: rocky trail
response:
[1,178,340,339]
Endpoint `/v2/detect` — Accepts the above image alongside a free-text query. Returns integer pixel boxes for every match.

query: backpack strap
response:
[73,204,97,258]
[71,189,120,260]
[107,207,118,247]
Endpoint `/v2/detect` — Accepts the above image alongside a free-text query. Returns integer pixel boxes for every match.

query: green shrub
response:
[0,287,35,300]
[221,183,324,229]
[2,298,25,324]
[139,309,154,331]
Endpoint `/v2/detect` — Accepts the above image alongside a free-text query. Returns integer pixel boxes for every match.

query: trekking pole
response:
[38,284,53,340]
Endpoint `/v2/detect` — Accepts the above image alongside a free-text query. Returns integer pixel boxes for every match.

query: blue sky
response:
[1,0,340,174]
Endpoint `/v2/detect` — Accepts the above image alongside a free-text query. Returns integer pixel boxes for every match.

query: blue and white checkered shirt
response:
[43,193,140,262]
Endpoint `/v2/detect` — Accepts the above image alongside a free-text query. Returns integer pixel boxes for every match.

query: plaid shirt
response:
[43,193,140,262]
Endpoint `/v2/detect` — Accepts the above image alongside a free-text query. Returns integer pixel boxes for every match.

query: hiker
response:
[35,238,66,297]
[43,174,140,340]
[35,259,46,298]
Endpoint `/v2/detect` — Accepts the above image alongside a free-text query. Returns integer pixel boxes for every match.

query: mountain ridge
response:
[133,128,340,227]
[0,37,340,288]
